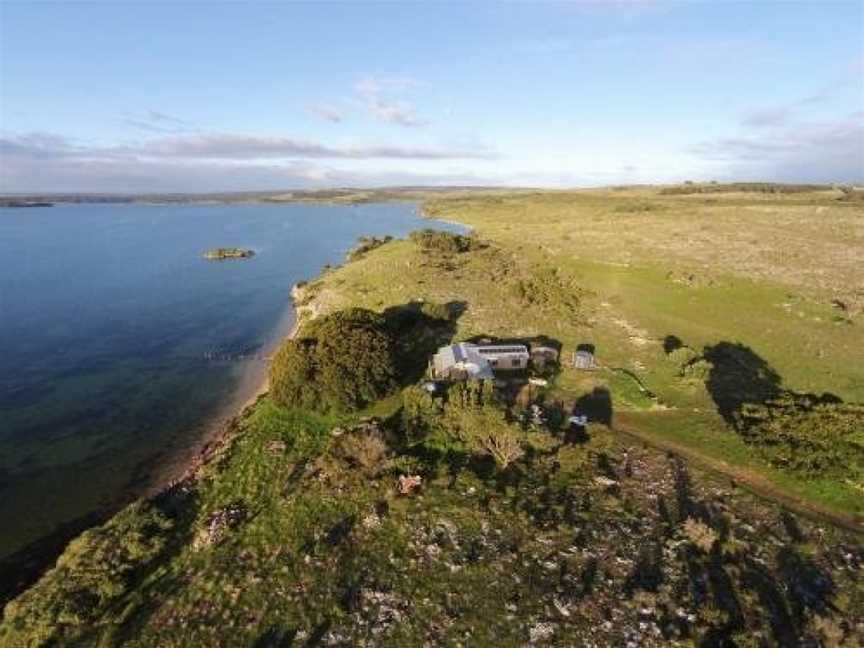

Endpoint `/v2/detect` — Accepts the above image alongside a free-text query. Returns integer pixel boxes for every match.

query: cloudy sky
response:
[1,1,862,192]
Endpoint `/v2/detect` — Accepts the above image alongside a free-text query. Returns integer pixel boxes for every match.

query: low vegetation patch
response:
[508,265,585,316]
[659,182,828,195]
[736,395,864,481]
[1,502,174,646]
[345,235,392,261]
[409,228,475,253]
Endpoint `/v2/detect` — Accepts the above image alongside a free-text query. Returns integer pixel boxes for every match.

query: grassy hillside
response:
[304,188,864,518]
[2,186,862,646]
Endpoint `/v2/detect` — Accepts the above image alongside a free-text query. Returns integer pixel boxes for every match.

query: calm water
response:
[0,202,453,559]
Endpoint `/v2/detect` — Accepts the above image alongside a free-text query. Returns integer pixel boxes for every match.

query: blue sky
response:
[1,1,862,192]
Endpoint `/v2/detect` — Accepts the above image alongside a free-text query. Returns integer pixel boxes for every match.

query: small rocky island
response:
[202,247,255,260]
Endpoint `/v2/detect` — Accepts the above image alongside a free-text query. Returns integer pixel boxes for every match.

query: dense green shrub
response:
[402,380,524,469]
[409,228,474,253]
[401,385,444,440]
[444,400,526,469]
[270,308,398,412]
[736,395,864,479]
[508,266,583,315]
[446,379,497,411]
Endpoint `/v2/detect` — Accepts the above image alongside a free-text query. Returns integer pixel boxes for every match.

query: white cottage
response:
[431,343,530,381]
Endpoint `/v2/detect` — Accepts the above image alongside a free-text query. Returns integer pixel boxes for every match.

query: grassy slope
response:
[298,189,863,519]
[2,186,863,646]
[4,393,862,646]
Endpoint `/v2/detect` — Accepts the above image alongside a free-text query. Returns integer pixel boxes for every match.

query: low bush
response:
[508,266,584,316]
[659,182,826,195]
[329,424,391,478]
[401,385,444,441]
[735,395,864,479]
[346,235,393,261]
[409,229,474,253]
[270,308,398,413]
[445,403,527,470]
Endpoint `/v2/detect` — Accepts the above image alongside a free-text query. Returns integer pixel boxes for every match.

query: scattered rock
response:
[192,502,247,549]
[528,621,556,644]
[398,474,423,495]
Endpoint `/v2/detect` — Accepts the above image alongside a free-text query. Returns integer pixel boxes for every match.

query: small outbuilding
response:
[530,345,559,371]
[572,349,597,370]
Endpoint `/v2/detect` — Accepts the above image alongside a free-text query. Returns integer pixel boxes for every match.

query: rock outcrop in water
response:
[202,247,255,260]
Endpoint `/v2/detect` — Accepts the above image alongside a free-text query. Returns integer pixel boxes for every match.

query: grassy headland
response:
[2,185,862,646]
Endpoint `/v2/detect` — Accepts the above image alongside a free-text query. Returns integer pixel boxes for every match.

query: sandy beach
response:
[143,296,302,497]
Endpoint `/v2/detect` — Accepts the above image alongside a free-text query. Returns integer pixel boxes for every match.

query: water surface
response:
[0,202,454,560]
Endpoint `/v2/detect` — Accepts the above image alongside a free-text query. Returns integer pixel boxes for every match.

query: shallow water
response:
[0,202,455,558]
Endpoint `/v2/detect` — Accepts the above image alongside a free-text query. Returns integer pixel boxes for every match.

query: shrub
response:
[270,308,398,412]
[401,385,444,440]
[409,229,474,253]
[443,394,526,469]
[508,266,584,316]
[346,235,392,261]
[447,379,497,411]
[682,517,718,553]
[659,182,826,195]
[735,395,864,478]
[330,425,391,477]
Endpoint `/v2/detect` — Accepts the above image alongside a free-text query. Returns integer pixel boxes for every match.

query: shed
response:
[573,350,596,370]
[530,345,559,370]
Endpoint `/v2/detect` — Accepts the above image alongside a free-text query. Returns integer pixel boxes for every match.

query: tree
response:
[270,308,398,412]
[444,398,526,469]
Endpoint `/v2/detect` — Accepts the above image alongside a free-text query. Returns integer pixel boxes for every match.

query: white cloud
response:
[124,110,194,134]
[692,113,864,183]
[0,131,497,161]
[740,108,790,129]
[307,104,344,123]
[354,77,427,127]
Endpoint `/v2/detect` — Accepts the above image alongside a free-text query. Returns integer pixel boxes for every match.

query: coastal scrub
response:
[269,308,398,412]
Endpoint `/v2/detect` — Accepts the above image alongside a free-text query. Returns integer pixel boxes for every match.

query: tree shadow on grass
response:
[382,300,468,385]
[574,387,613,426]
[671,337,843,431]
[702,341,783,425]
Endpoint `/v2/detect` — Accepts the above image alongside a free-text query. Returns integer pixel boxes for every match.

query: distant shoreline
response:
[0,186,538,208]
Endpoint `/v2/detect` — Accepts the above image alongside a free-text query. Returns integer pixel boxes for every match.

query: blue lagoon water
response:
[0,202,452,560]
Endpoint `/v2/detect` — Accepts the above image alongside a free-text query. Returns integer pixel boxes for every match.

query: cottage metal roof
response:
[433,342,524,380]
